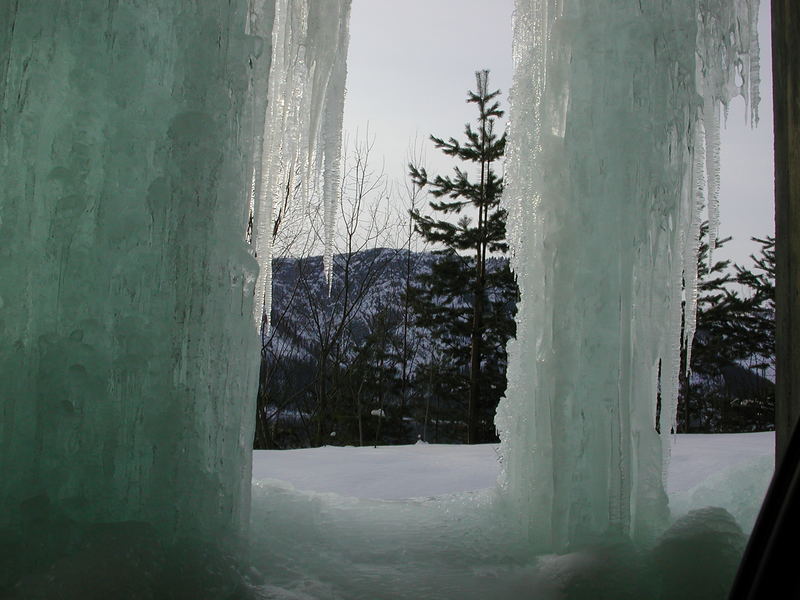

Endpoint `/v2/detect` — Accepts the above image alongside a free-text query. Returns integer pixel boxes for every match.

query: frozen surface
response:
[668,433,774,532]
[666,432,773,494]
[0,1,267,544]
[252,442,503,499]
[248,434,772,599]
[253,444,499,500]
[6,436,766,600]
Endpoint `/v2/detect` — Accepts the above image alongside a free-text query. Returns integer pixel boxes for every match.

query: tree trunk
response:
[315,354,328,447]
[468,111,490,445]
[253,353,271,448]
[468,283,484,444]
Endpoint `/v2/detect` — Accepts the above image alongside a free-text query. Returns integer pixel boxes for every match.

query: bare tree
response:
[255,133,409,448]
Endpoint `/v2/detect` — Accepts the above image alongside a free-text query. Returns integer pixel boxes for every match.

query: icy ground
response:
[247,434,773,599]
[252,440,502,499]
[252,433,772,498]
[252,432,774,530]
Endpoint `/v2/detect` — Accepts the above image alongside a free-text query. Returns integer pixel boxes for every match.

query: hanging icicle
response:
[251,0,352,329]
[497,0,760,551]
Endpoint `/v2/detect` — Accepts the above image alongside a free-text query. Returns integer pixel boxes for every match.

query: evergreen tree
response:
[735,235,776,366]
[678,227,740,431]
[678,226,775,432]
[408,71,518,444]
[730,235,776,429]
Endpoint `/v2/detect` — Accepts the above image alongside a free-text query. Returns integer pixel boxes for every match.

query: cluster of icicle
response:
[250,0,351,330]
[496,0,760,552]
[683,0,761,379]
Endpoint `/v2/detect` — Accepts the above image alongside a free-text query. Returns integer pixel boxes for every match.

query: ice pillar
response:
[497,0,760,551]
[0,2,269,544]
[0,0,350,568]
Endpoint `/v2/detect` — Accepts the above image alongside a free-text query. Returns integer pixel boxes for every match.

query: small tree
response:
[408,70,518,444]
[732,235,776,429]
[254,135,403,448]
[679,228,740,431]
[678,227,775,432]
[735,235,775,367]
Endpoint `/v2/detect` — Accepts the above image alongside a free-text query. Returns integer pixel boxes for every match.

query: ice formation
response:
[0,0,349,591]
[497,0,761,551]
[251,0,351,326]
[0,1,266,542]
[0,0,765,596]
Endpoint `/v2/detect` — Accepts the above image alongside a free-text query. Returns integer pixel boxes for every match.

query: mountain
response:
[258,247,774,448]
[258,247,514,448]
[268,247,432,362]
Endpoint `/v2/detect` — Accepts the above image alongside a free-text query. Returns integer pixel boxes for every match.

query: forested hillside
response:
[255,248,516,448]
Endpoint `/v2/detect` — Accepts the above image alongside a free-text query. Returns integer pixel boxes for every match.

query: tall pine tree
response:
[408,71,518,444]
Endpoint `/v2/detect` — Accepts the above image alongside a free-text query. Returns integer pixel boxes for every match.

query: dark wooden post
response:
[773,0,800,462]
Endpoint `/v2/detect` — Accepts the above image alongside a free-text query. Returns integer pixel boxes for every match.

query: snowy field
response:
[248,434,774,599]
[253,432,774,513]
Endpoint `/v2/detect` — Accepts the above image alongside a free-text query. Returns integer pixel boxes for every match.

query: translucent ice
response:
[0,0,764,596]
[497,0,760,552]
[0,0,350,590]
[0,0,264,542]
[251,0,352,326]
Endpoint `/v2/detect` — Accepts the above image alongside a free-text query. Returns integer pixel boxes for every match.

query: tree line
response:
[677,229,775,432]
[253,72,775,449]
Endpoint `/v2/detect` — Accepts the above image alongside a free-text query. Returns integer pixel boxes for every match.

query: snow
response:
[253,442,502,500]
[248,434,773,599]
[668,432,774,532]
[253,433,773,503]
[666,432,773,494]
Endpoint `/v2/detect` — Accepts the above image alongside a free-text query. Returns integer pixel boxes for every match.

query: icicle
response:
[247,166,258,244]
[748,4,761,126]
[251,0,351,326]
[704,99,722,266]
[320,6,350,291]
[683,117,708,382]
[679,0,761,390]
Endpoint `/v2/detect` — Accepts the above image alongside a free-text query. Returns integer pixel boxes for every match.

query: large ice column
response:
[251,0,352,326]
[497,0,759,551]
[0,2,270,547]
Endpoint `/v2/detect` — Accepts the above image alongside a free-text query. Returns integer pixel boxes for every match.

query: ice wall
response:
[0,0,349,586]
[497,0,760,551]
[0,1,266,545]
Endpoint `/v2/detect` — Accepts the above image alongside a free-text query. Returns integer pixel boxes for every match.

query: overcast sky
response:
[342,0,774,268]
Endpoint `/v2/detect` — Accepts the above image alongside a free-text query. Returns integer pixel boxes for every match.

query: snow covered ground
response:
[252,441,502,500]
[666,432,774,493]
[249,434,774,598]
[252,432,774,502]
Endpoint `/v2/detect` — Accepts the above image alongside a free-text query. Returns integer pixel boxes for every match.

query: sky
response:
[718,0,775,266]
[342,0,775,269]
